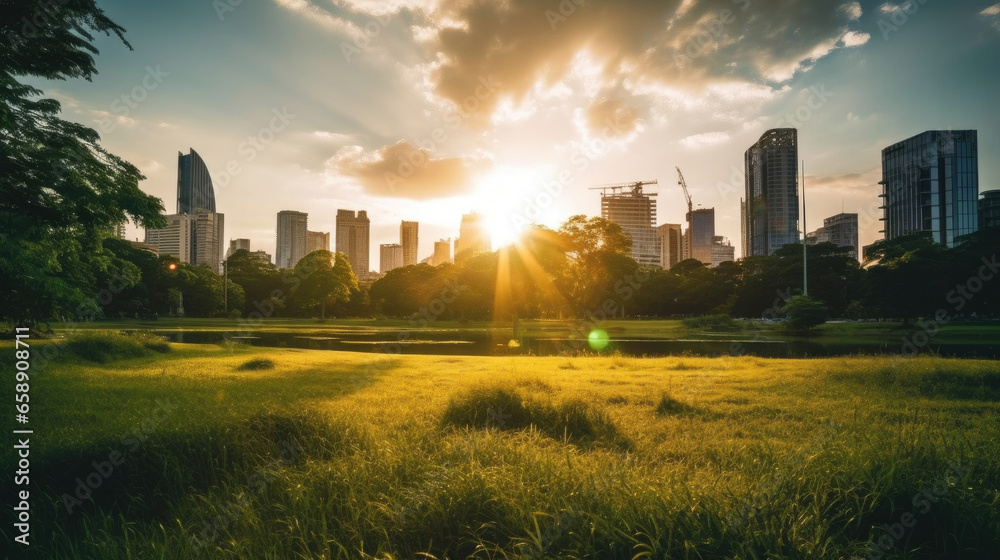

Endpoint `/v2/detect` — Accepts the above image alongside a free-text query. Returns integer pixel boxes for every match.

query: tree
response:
[783,295,828,332]
[292,251,358,318]
[1,0,166,321]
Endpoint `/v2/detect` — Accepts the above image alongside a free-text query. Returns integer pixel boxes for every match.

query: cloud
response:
[584,97,643,138]
[284,0,872,127]
[806,168,881,193]
[981,3,1000,30]
[329,140,490,199]
[679,131,730,148]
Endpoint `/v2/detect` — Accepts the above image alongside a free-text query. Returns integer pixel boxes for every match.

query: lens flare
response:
[587,329,610,351]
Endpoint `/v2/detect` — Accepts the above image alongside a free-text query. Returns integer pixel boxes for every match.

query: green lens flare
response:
[587,329,610,351]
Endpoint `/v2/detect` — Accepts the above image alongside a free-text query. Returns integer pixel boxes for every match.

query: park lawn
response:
[6,338,1000,559]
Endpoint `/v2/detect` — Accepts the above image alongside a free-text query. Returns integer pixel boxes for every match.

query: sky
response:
[38,0,1000,268]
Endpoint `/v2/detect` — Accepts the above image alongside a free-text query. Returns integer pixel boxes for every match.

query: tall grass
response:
[7,348,1000,559]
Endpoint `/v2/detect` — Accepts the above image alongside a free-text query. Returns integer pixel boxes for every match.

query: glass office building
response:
[978,190,1000,231]
[177,149,217,214]
[879,130,978,247]
[743,128,799,257]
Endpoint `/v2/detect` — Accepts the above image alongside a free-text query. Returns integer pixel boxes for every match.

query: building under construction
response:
[593,181,660,267]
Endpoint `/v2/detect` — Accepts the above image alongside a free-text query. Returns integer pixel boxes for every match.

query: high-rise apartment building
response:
[657,224,683,269]
[144,214,192,263]
[177,149,217,214]
[807,213,859,260]
[276,211,308,269]
[380,244,404,273]
[336,209,371,277]
[455,213,491,262]
[400,221,419,267]
[306,231,331,254]
[980,190,1000,231]
[191,211,225,273]
[880,130,978,247]
[227,238,250,258]
[599,183,660,267]
[743,128,799,257]
[433,239,452,266]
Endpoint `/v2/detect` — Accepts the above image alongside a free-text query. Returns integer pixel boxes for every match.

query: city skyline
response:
[47,1,1000,264]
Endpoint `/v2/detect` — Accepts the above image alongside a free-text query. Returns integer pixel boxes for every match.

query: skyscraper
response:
[743,128,799,257]
[177,149,217,214]
[191,211,225,273]
[688,208,715,266]
[276,211,308,269]
[879,130,978,247]
[455,213,491,262]
[336,209,371,277]
[657,223,682,269]
[598,183,660,267]
[400,221,419,267]
[380,244,403,273]
[144,214,192,262]
[980,190,1000,231]
[306,231,331,254]
[433,239,452,266]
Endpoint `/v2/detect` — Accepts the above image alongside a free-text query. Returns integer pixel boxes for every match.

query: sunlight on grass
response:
[5,342,999,559]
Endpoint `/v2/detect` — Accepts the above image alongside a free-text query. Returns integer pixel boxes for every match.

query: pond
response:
[144,330,1000,359]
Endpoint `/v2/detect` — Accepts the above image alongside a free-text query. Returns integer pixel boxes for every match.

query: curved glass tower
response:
[177,148,216,214]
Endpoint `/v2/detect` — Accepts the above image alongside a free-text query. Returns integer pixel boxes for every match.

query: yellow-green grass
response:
[5,338,1000,559]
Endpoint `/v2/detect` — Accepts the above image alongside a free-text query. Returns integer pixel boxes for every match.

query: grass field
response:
[5,333,1000,559]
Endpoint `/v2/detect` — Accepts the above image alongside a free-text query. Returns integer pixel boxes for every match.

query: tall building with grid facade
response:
[880,130,978,247]
[276,211,308,269]
[600,184,660,267]
[400,221,419,267]
[743,128,799,257]
[336,209,371,277]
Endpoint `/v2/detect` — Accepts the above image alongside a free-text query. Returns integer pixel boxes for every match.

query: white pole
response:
[802,160,808,297]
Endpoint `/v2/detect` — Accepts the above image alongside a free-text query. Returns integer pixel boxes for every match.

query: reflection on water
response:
[145,330,998,358]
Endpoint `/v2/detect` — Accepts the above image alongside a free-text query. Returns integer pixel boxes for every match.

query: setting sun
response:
[473,165,552,249]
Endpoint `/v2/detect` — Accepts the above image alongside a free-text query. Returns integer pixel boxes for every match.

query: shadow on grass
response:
[441,385,632,452]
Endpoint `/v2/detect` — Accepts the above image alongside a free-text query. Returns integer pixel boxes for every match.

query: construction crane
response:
[588,179,658,196]
[676,167,694,258]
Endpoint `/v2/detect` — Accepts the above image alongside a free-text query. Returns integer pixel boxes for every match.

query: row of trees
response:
[6,205,998,322]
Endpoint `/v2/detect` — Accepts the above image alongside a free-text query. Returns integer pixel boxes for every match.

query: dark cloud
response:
[331,140,490,199]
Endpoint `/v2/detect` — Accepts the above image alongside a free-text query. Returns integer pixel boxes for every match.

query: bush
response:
[65,331,171,362]
[782,295,829,332]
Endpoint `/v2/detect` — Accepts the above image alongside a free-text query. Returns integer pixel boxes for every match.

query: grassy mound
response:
[656,392,696,415]
[441,384,631,450]
[64,330,170,362]
[236,358,276,371]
